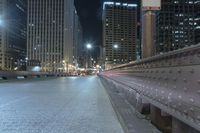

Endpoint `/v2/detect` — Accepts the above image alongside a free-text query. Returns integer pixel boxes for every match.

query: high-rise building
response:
[156,0,200,54]
[195,1,200,44]
[27,0,75,72]
[102,2,137,69]
[0,0,27,70]
[73,9,83,69]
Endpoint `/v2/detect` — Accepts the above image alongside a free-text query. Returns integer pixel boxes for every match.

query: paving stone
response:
[0,76,124,133]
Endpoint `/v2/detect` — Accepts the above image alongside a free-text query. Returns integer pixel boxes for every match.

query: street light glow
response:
[0,19,2,25]
[86,43,92,49]
[114,44,119,49]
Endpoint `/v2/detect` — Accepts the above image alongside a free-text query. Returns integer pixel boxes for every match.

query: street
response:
[0,76,123,133]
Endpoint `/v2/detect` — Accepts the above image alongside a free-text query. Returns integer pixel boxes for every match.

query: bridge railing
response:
[99,44,200,131]
[0,71,66,80]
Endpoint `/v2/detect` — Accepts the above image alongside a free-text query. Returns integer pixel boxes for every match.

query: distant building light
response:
[174,1,179,4]
[179,22,183,25]
[123,3,128,6]
[196,26,200,29]
[128,4,137,7]
[189,1,193,4]
[104,2,137,9]
[116,3,121,5]
[175,31,179,33]
[32,66,41,72]
[104,2,114,5]
[179,14,184,16]
[103,2,114,9]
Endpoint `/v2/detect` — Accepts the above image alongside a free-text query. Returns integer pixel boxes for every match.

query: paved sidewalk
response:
[0,76,124,133]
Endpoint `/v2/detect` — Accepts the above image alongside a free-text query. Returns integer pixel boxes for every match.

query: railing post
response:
[137,10,157,115]
[150,105,172,133]
[141,10,173,132]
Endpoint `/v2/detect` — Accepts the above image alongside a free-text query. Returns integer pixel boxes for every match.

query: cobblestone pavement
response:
[0,76,124,133]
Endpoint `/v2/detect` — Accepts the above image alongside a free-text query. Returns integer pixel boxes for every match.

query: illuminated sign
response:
[142,0,161,10]
[103,2,137,9]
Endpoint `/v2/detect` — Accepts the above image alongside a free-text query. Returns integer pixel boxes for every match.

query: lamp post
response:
[114,44,119,60]
[113,44,119,64]
[86,43,92,70]
[103,44,120,70]
[10,57,13,70]
[85,44,106,70]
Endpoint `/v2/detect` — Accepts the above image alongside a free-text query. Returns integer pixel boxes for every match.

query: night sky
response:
[74,0,103,46]
[74,0,138,57]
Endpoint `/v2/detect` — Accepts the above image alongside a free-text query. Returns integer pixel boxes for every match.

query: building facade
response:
[0,0,27,70]
[102,2,137,69]
[27,0,75,72]
[156,0,200,54]
[73,9,83,69]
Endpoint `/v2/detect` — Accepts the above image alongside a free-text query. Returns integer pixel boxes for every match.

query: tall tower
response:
[27,0,74,72]
[155,0,200,54]
[0,0,27,70]
[102,2,137,70]
[73,9,83,69]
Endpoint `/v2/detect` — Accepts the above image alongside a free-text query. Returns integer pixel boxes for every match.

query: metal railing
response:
[99,44,200,131]
[0,71,65,80]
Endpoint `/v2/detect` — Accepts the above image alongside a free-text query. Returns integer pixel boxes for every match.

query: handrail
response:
[0,71,65,80]
[100,43,200,131]
[111,43,200,70]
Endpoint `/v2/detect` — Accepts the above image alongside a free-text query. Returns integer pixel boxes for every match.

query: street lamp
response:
[85,43,93,69]
[113,44,119,49]
[86,43,92,49]
[85,43,105,70]
[113,44,120,65]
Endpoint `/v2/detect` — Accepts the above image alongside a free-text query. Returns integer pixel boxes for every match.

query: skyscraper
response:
[73,9,83,69]
[102,2,137,69]
[0,0,27,70]
[27,0,75,72]
[156,0,200,54]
